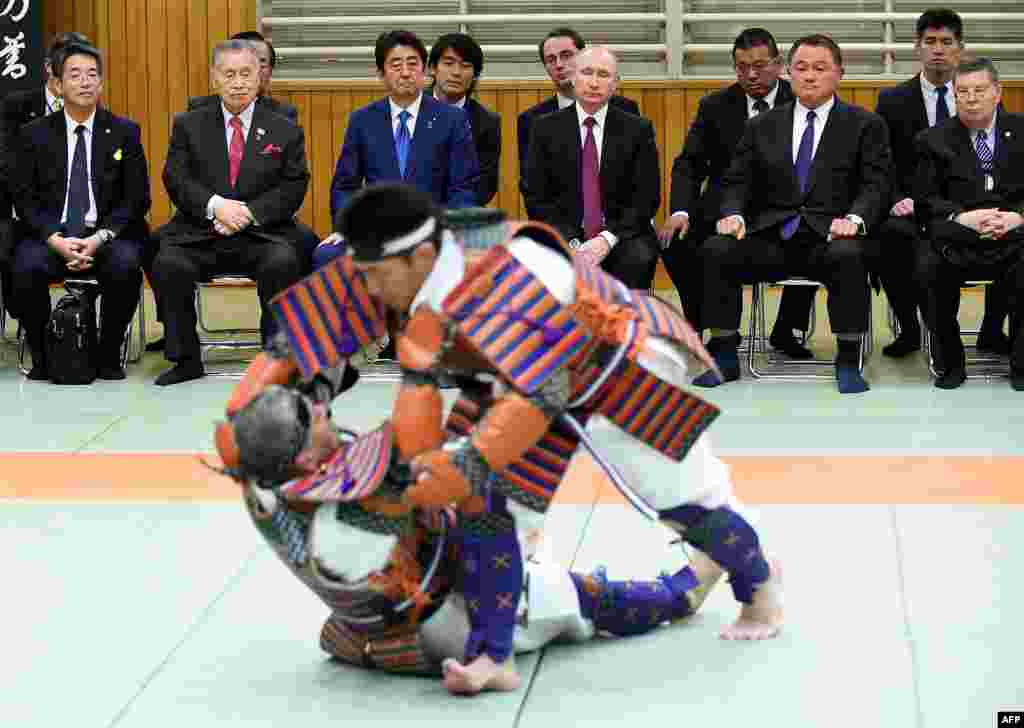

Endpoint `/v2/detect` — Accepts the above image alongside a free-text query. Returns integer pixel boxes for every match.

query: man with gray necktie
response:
[695,34,891,395]
[914,57,1024,391]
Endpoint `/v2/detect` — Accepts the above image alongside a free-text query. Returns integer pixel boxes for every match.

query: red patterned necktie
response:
[228,116,245,188]
[581,116,603,240]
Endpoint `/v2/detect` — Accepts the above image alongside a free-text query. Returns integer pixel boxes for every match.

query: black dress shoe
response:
[882,331,921,358]
[768,330,813,359]
[154,360,205,386]
[1011,370,1024,392]
[934,367,967,390]
[98,364,127,380]
[145,337,166,353]
[975,333,1010,356]
[26,365,49,381]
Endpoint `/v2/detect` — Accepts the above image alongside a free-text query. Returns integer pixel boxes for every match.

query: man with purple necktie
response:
[695,35,891,395]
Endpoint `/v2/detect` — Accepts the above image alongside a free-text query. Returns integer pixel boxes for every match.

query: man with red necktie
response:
[152,39,311,386]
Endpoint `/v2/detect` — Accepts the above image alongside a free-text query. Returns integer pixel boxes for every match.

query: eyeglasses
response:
[544,50,576,66]
[955,86,995,100]
[735,61,776,75]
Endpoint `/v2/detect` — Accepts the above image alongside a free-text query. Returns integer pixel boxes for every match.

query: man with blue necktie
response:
[914,58,1024,391]
[315,30,480,270]
[695,35,891,395]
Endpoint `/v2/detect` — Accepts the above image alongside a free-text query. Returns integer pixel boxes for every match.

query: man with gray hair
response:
[151,39,313,386]
[914,57,1024,390]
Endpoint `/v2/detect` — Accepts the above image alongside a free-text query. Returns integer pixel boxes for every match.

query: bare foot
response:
[719,558,784,641]
[441,654,521,695]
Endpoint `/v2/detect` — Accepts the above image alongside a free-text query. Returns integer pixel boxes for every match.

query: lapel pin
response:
[113,148,123,161]
[1005,130,1012,138]
[105,128,111,134]
[257,127,265,136]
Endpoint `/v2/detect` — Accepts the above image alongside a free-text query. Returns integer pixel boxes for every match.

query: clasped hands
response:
[573,235,611,266]
[48,232,101,272]
[213,199,254,236]
[955,208,1024,240]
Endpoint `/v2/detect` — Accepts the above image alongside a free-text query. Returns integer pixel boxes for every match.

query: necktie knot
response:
[74,124,86,137]
[583,116,597,129]
[936,86,948,98]
[229,116,243,131]
[398,109,411,127]
[806,110,817,124]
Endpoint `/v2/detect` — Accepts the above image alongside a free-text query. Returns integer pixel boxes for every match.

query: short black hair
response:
[955,56,999,84]
[788,34,843,68]
[915,8,964,43]
[54,42,103,78]
[232,30,277,68]
[733,28,779,60]
[429,33,484,77]
[538,27,585,65]
[46,31,90,73]
[375,30,428,72]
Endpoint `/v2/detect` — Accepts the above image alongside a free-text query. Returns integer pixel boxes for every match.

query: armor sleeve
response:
[392,306,447,460]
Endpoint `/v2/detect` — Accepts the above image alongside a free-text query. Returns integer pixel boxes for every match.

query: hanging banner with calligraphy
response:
[1,0,43,95]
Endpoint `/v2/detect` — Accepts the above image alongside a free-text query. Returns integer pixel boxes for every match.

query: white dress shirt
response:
[434,90,466,109]
[390,93,424,138]
[920,74,956,128]
[206,101,257,219]
[792,95,835,164]
[745,81,781,119]
[60,110,98,228]
[556,93,575,110]
[576,103,618,248]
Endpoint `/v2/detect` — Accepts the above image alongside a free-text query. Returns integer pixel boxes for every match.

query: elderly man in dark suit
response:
[11,43,150,381]
[151,39,309,386]
[660,28,814,351]
[517,27,640,209]
[915,58,1024,391]
[876,9,1008,357]
[525,46,660,290]
[186,31,299,124]
[695,34,891,394]
[428,33,501,205]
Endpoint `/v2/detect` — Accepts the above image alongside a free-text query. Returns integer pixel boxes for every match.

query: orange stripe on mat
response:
[1,453,1021,504]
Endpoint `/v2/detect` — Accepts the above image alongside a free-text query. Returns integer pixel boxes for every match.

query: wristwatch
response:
[844,214,866,236]
[96,229,114,245]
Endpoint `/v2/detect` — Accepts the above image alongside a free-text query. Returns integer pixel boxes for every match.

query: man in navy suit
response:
[11,43,150,381]
[876,9,1008,357]
[315,30,480,269]
[695,35,891,395]
[517,27,639,211]
[914,58,1024,390]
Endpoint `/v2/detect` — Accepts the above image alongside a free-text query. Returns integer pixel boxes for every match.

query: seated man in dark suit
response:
[696,34,891,395]
[428,33,501,206]
[660,27,815,352]
[914,58,1024,391]
[517,27,639,211]
[151,39,308,386]
[187,31,299,124]
[315,30,480,268]
[11,42,149,381]
[524,46,660,290]
[876,9,1008,358]
[1,32,90,323]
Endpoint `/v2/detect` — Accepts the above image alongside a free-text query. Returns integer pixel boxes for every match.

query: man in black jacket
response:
[914,58,1024,390]
[517,27,640,211]
[428,33,501,206]
[11,43,150,381]
[696,35,891,395]
[660,28,814,351]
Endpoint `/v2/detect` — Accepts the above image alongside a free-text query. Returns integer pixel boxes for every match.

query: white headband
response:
[380,217,437,257]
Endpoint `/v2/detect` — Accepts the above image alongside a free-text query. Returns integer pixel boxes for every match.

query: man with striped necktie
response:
[914,57,1024,390]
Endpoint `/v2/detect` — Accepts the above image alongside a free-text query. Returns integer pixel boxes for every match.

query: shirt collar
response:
[221,100,256,131]
[556,92,575,110]
[795,94,835,121]
[747,82,780,114]
[433,90,466,109]
[390,92,424,121]
[975,107,998,142]
[920,74,953,99]
[408,231,464,315]
[576,101,609,129]
[64,109,97,136]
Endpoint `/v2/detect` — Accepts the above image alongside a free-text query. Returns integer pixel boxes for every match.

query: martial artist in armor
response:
[228,184,784,692]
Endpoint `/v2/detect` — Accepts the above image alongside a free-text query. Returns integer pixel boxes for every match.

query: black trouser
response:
[661,229,815,333]
[917,222,1024,372]
[152,235,304,363]
[876,215,927,335]
[12,236,143,366]
[701,227,871,336]
[601,233,660,290]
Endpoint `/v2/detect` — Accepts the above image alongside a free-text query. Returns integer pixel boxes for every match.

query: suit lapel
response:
[50,111,70,210]
[206,104,232,193]
[562,109,581,215]
[90,108,112,209]
[909,75,929,132]
[993,109,1014,183]
[598,107,619,181]
[236,105,271,195]
[407,97,439,182]
[773,103,801,194]
[376,99,402,179]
